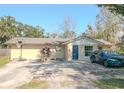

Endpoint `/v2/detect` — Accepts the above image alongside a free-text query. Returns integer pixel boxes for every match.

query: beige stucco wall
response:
[65,43,72,61]
[78,45,85,60]
[65,40,99,61]
[93,44,98,50]
[10,44,65,60]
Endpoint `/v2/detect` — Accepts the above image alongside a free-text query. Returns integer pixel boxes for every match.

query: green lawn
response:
[0,56,9,67]
[18,80,50,89]
[94,78,124,89]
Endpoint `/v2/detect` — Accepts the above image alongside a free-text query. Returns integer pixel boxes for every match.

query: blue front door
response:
[72,45,78,60]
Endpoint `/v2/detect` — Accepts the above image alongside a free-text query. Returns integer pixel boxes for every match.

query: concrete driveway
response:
[0,59,124,89]
[0,60,35,88]
[33,59,124,89]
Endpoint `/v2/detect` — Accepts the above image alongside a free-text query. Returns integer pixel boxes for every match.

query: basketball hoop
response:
[16,38,23,61]
[16,43,21,48]
[16,39,23,48]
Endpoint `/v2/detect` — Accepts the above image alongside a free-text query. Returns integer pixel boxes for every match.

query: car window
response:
[98,52,109,60]
[104,51,119,56]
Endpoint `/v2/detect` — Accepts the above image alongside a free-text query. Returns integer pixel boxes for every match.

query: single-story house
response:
[5,35,112,61]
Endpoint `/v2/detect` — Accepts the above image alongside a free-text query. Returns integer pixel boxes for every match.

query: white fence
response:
[0,49,10,56]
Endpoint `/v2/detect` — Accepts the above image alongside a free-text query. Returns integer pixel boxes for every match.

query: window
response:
[85,46,93,56]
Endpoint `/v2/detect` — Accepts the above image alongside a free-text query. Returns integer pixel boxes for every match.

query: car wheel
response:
[104,61,109,67]
[90,56,95,63]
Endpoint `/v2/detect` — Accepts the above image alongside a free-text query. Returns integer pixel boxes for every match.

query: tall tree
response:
[98,5,124,52]
[46,32,61,38]
[87,7,124,43]
[15,22,25,37]
[85,24,96,38]
[98,4,124,16]
[0,16,16,45]
[84,6,124,53]
[0,16,45,46]
[23,25,44,38]
[59,17,77,39]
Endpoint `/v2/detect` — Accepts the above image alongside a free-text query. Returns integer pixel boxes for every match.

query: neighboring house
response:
[5,36,112,61]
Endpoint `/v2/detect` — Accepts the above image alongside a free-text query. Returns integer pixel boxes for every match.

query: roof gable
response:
[64,35,102,45]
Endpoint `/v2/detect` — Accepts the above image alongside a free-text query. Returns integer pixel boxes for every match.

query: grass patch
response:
[0,56,9,67]
[61,81,76,87]
[18,80,50,89]
[60,81,83,88]
[94,78,124,89]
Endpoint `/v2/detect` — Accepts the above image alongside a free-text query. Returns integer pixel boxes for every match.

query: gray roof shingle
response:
[96,39,112,46]
[5,37,69,45]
